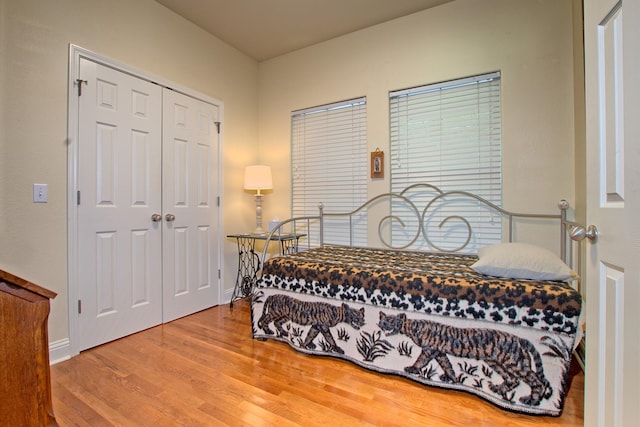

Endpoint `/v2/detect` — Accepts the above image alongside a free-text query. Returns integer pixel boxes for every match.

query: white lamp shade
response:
[244,165,273,191]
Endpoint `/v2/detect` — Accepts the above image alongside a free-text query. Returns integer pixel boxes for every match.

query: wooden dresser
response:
[0,269,58,426]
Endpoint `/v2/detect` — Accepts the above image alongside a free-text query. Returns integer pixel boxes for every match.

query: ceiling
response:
[155,0,454,61]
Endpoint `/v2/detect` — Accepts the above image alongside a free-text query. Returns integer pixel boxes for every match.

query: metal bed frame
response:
[259,183,585,277]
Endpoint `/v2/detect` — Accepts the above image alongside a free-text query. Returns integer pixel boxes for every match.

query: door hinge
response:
[77,190,81,205]
[78,299,82,314]
[76,79,88,96]
[217,196,220,207]
[218,269,221,279]
[214,121,221,134]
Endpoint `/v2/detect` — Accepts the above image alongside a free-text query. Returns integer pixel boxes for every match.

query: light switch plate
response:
[33,184,48,203]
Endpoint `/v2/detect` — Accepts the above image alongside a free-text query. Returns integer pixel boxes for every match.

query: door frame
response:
[66,44,224,357]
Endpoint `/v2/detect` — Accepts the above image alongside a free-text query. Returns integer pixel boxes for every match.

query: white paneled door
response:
[162,88,220,322]
[77,59,163,350]
[77,58,220,351]
[584,1,640,426]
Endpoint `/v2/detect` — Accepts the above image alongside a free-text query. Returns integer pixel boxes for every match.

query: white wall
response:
[0,0,259,346]
[257,0,577,247]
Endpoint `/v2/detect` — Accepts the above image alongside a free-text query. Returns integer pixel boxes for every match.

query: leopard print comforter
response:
[257,245,582,335]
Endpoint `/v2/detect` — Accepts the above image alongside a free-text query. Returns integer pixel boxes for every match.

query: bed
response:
[250,184,584,416]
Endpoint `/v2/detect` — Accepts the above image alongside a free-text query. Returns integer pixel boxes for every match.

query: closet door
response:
[162,89,220,322]
[77,59,163,350]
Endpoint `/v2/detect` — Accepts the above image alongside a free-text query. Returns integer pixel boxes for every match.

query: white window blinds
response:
[291,98,368,246]
[389,72,502,252]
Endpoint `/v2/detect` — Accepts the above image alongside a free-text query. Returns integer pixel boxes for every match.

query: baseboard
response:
[223,288,234,304]
[49,338,71,365]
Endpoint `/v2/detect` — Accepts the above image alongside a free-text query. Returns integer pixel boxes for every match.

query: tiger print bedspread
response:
[257,245,582,335]
[252,245,583,416]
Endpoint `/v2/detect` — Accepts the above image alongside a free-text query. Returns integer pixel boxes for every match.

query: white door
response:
[584,1,640,426]
[162,89,220,322]
[77,59,163,350]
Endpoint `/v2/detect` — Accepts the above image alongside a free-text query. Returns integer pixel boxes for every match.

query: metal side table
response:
[227,233,305,307]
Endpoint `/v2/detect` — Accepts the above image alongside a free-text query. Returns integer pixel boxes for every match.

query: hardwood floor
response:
[51,299,584,426]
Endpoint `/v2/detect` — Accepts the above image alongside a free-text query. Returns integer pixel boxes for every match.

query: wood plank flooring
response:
[50,299,584,426]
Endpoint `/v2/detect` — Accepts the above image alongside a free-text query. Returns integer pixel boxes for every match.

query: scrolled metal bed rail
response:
[257,183,576,276]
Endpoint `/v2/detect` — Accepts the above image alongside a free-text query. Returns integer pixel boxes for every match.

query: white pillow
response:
[471,242,578,281]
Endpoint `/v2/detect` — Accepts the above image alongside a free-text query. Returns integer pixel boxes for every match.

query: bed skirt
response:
[251,286,578,416]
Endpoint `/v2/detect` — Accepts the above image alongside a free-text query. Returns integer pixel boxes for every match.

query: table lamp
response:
[244,165,273,234]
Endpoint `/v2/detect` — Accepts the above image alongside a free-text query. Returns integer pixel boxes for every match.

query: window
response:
[389,72,502,252]
[291,98,368,246]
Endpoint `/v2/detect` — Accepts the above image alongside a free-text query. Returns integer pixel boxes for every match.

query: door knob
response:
[151,213,162,222]
[569,224,598,242]
[165,213,176,222]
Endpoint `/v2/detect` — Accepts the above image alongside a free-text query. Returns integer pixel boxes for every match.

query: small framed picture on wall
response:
[371,149,384,179]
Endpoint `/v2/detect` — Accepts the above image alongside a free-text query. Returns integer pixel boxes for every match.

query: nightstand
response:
[227,233,305,307]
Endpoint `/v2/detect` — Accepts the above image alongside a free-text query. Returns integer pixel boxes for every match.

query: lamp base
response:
[254,194,264,235]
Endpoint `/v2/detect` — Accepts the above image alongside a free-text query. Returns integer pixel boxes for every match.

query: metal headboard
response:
[259,183,580,274]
